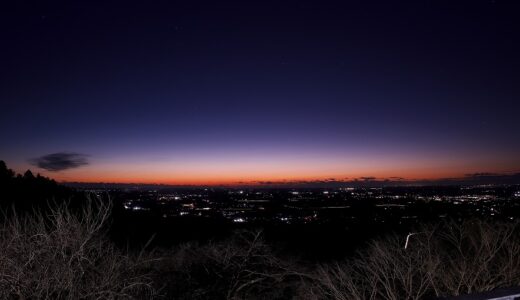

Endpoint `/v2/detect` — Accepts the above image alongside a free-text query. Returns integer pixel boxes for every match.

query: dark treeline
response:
[0,160,76,212]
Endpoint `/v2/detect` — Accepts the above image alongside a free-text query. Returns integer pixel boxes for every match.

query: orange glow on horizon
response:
[49,168,518,186]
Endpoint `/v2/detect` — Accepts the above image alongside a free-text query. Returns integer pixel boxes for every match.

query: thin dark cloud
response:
[464,172,500,178]
[236,172,520,188]
[356,176,377,181]
[30,152,89,172]
[458,172,520,185]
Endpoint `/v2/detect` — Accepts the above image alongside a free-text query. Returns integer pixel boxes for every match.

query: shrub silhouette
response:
[150,230,309,299]
[309,220,520,300]
[0,197,157,299]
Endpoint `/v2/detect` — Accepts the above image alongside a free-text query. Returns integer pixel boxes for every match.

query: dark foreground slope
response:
[1,199,520,299]
[1,161,520,299]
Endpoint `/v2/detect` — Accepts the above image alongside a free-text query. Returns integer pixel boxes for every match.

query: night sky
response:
[1,0,519,185]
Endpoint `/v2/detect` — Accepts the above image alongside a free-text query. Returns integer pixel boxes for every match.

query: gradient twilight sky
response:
[1,0,519,185]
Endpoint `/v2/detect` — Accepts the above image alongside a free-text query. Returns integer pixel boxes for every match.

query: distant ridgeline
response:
[0,160,77,212]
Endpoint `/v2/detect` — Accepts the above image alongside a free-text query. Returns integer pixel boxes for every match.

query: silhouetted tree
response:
[23,170,34,180]
[0,161,14,180]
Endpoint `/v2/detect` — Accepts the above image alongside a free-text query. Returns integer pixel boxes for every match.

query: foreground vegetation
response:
[1,196,519,300]
[0,200,157,299]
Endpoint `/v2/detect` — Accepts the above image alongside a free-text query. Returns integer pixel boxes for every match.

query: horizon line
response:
[59,172,520,189]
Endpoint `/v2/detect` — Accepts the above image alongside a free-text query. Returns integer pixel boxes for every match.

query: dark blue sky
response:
[1,0,519,184]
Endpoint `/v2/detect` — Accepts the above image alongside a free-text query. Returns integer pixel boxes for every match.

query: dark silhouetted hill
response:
[0,160,76,212]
